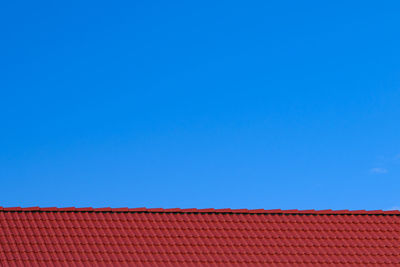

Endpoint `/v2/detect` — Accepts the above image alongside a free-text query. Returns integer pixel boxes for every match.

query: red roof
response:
[1,207,400,266]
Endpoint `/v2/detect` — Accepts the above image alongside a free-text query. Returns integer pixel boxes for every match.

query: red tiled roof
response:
[1,207,400,266]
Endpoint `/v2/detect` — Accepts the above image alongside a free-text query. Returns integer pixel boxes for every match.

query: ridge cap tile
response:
[231,209,249,213]
[21,207,40,211]
[57,207,76,211]
[0,207,398,215]
[74,207,94,211]
[249,209,271,213]
[110,207,129,212]
[365,210,385,214]
[146,208,165,212]
[351,210,368,214]
[40,207,59,211]
[128,207,146,212]
[163,208,182,212]
[197,208,216,212]
[281,209,300,213]
[315,209,333,214]
[383,210,400,214]
[94,207,112,212]
[216,209,232,212]
[263,209,282,212]
[297,209,316,213]
[3,207,22,211]
[180,208,198,212]
[329,210,349,214]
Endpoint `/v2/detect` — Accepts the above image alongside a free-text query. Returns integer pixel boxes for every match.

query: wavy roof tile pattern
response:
[1,207,400,266]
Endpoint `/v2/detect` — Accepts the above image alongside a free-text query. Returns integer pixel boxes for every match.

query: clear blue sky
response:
[1,1,400,210]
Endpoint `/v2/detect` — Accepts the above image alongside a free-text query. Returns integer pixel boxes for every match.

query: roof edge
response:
[0,207,399,215]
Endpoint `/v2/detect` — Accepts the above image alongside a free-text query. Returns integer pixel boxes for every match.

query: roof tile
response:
[1,207,400,265]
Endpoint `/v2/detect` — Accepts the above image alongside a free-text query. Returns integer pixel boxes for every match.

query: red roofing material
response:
[1,207,400,266]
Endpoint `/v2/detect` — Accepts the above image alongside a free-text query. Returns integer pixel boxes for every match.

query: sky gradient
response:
[1,1,400,210]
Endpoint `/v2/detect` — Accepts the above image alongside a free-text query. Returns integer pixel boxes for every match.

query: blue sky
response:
[1,1,400,210]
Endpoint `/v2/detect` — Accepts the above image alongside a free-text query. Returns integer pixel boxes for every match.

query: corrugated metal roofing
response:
[1,207,400,266]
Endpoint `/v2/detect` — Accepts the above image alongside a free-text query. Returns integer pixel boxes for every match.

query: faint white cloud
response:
[370,167,388,174]
[386,206,400,211]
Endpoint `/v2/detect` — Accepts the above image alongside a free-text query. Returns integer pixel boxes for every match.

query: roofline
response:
[0,207,399,215]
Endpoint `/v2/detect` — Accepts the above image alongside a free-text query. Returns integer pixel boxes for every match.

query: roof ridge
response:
[0,207,399,215]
